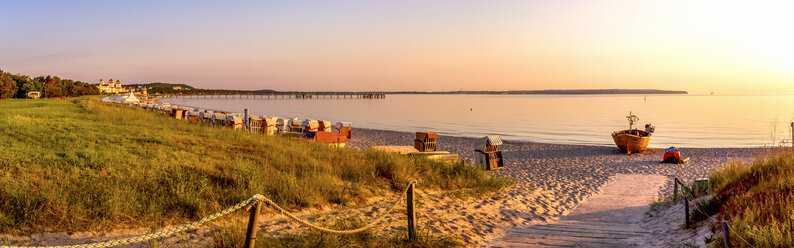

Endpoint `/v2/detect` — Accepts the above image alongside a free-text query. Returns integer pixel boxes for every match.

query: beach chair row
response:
[115,101,353,147]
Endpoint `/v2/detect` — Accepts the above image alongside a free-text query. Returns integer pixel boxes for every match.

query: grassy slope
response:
[709,151,794,247]
[0,98,510,235]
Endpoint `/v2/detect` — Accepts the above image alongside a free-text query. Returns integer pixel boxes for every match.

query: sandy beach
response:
[2,127,771,247]
[347,127,770,246]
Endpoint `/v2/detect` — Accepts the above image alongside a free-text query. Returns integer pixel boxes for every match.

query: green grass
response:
[708,150,794,247]
[0,97,511,235]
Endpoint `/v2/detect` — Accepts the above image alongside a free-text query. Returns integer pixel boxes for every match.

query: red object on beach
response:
[338,126,351,139]
[663,147,683,164]
[315,131,347,144]
[297,131,347,147]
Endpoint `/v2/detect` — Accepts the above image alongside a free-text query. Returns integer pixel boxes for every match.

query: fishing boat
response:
[611,112,654,154]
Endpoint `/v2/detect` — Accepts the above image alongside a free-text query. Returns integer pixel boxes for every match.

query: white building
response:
[95,78,127,94]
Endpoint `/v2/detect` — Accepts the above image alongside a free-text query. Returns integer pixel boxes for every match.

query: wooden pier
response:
[168,92,386,99]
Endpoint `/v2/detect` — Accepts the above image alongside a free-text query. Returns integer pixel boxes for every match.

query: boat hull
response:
[611,130,651,154]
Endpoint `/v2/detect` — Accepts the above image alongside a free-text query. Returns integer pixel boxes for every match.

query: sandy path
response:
[491,174,666,247]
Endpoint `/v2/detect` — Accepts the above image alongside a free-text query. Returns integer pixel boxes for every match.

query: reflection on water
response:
[162,94,794,148]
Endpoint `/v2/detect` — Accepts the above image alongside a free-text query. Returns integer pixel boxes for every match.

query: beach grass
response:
[0,97,511,235]
[206,218,463,248]
[707,150,794,247]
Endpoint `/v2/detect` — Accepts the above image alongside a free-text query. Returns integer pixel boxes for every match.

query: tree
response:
[0,70,19,99]
[43,76,64,98]
[0,70,100,98]
[9,74,42,98]
[20,80,42,97]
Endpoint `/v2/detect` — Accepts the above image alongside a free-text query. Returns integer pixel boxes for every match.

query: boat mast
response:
[626,112,639,130]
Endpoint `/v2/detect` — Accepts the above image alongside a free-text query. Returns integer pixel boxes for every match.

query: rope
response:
[673,179,754,247]
[1,195,263,248]
[689,201,754,248]
[258,181,413,235]
[2,181,416,247]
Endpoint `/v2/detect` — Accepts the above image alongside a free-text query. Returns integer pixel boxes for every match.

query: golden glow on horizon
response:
[2,1,794,93]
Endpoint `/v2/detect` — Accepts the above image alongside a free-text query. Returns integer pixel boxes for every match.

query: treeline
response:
[0,69,99,99]
[125,82,195,95]
[127,82,277,95]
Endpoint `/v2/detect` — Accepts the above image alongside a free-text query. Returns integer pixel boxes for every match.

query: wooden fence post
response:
[244,201,263,248]
[721,221,733,248]
[407,182,417,242]
[684,197,690,228]
[790,122,793,148]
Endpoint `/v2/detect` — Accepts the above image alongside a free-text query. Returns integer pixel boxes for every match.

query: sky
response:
[1,0,793,93]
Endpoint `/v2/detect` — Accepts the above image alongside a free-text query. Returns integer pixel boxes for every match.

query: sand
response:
[2,128,770,247]
[491,174,666,247]
[347,128,768,246]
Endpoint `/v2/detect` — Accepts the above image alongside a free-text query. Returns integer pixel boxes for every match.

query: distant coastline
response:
[387,89,688,95]
[132,82,687,95]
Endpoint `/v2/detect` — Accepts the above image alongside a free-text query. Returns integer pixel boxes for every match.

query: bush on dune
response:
[709,151,794,247]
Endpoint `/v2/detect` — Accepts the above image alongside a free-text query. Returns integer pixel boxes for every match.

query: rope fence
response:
[257,183,411,235]
[673,177,754,248]
[1,181,418,248]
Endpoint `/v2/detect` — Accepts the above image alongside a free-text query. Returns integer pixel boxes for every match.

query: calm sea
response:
[162,94,794,148]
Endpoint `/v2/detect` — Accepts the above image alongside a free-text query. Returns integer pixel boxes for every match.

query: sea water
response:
[162,94,794,148]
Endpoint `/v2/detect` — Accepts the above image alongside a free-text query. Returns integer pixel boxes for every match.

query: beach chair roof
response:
[302,119,319,128]
[263,117,276,125]
[484,135,503,146]
[416,132,437,140]
[336,121,352,127]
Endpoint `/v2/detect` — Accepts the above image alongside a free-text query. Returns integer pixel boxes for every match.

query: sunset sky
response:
[2,0,793,93]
